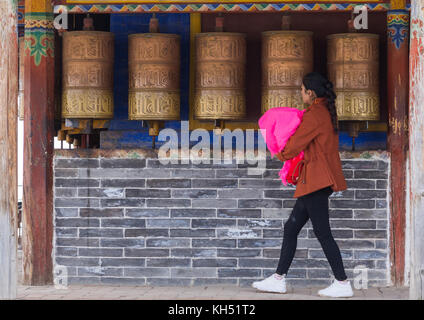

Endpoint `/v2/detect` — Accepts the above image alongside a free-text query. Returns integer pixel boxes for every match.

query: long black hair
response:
[302,72,338,133]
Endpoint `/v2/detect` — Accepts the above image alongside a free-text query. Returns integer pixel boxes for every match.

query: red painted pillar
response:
[387,1,409,287]
[22,1,55,285]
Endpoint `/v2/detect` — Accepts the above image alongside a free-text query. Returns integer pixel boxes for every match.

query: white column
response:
[408,0,424,300]
[0,0,18,300]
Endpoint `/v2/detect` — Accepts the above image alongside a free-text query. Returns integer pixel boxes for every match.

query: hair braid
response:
[324,81,339,134]
[302,72,339,134]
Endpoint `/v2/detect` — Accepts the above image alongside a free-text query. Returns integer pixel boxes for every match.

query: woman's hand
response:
[275,151,284,162]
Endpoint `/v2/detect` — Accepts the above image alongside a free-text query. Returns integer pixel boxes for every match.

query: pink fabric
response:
[258,107,306,186]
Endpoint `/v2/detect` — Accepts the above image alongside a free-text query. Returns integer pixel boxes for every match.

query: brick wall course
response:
[53,153,390,287]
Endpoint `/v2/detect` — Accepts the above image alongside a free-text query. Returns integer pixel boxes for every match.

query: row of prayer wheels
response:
[262,31,379,120]
[57,29,380,137]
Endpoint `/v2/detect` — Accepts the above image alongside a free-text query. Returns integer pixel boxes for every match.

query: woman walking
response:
[252,72,354,298]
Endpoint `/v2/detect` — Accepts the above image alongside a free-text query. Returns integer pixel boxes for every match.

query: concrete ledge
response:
[16,284,408,300]
[54,149,389,161]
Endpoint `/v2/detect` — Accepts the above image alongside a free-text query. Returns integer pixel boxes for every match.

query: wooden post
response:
[0,0,19,299]
[22,0,55,285]
[387,0,409,287]
[408,0,424,300]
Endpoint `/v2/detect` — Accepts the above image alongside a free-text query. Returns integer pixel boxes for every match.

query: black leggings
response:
[276,186,348,281]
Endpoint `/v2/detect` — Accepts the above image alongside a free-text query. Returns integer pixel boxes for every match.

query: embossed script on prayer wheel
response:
[261,31,313,113]
[62,31,114,119]
[194,33,246,120]
[18,37,25,120]
[327,33,380,121]
[128,33,180,120]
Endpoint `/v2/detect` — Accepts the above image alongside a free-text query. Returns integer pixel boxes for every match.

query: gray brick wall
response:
[53,152,390,288]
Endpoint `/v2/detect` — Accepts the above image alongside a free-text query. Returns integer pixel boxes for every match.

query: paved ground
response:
[14,251,409,300]
[16,284,409,300]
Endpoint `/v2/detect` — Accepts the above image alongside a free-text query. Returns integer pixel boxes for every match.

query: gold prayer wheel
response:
[62,31,114,119]
[327,33,380,121]
[194,33,247,120]
[128,33,180,121]
[261,31,313,113]
[18,37,25,121]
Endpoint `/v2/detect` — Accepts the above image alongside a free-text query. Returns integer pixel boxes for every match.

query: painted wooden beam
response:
[53,3,396,14]
[387,0,409,287]
[0,0,19,299]
[60,0,387,4]
[408,0,424,300]
[22,0,55,285]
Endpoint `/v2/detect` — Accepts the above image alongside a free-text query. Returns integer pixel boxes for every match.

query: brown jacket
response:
[279,97,347,198]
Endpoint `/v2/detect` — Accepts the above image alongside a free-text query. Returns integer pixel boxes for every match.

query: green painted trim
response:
[24,30,54,66]
[24,12,54,19]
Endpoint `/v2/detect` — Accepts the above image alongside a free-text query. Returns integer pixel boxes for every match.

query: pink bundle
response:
[258,107,305,186]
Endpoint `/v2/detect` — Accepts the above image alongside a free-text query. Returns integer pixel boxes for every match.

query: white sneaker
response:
[252,274,287,293]
[318,279,354,298]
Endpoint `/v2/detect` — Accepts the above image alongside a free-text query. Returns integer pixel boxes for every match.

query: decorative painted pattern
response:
[18,4,25,25]
[24,13,55,66]
[18,0,25,36]
[54,3,408,14]
[25,18,55,29]
[387,9,409,50]
[65,0,385,3]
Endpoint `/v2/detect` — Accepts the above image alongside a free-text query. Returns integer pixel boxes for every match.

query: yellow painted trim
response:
[67,129,83,134]
[364,122,387,132]
[223,121,259,130]
[25,0,53,13]
[93,120,110,129]
[390,0,406,9]
[61,122,73,131]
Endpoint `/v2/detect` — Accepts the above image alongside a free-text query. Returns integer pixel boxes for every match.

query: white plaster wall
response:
[408,0,424,300]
